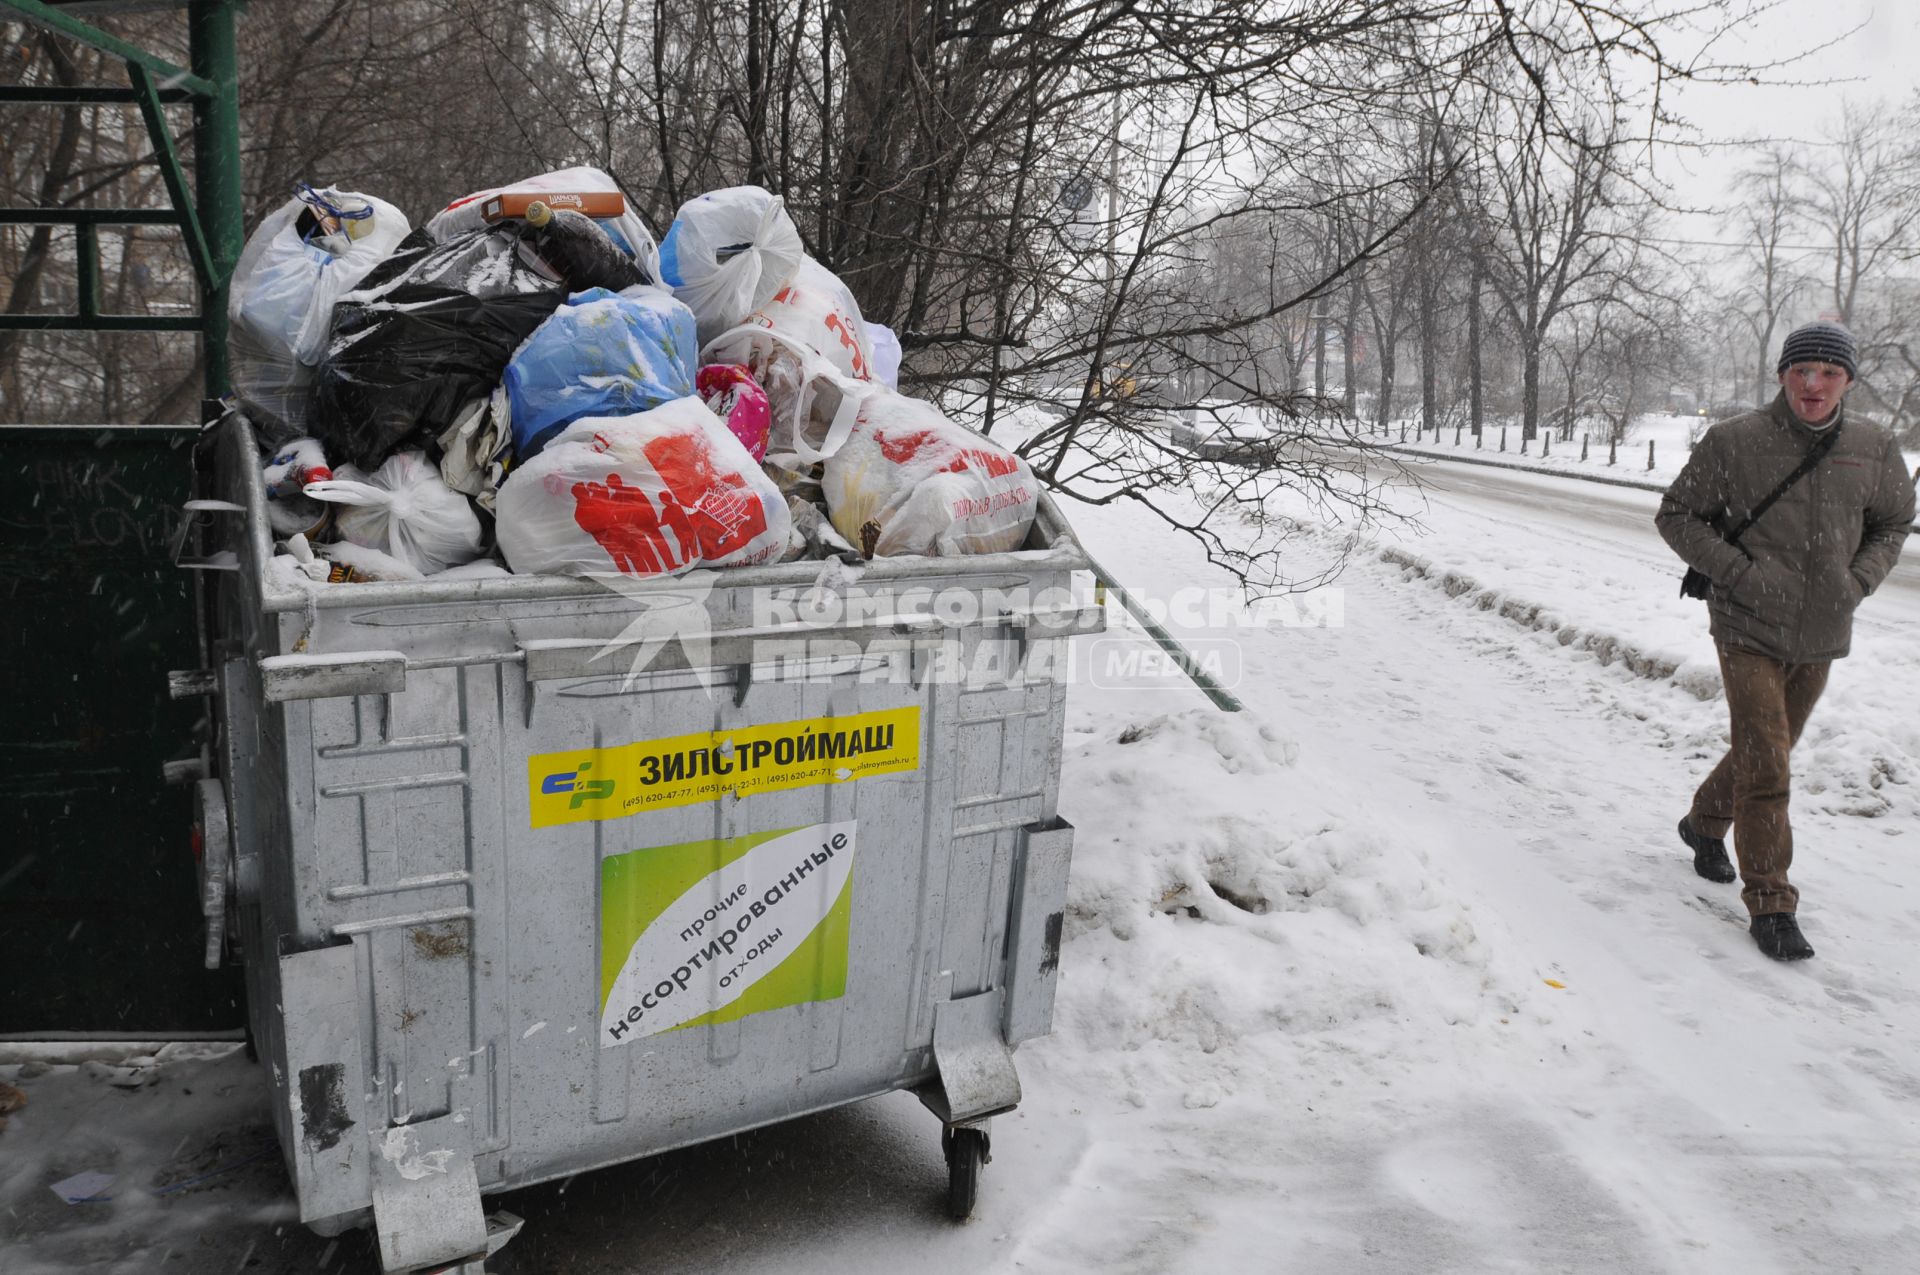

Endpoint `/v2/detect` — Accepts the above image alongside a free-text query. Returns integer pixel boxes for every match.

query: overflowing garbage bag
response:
[504,286,699,462]
[702,256,881,482]
[658,186,805,344]
[429,165,659,280]
[228,185,411,440]
[823,391,1039,556]
[307,226,569,468]
[256,178,1037,589]
[304,450,487,575]
[496,398,792,578]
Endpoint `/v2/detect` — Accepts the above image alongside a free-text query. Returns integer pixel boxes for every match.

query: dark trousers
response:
[1689,644,1830,916]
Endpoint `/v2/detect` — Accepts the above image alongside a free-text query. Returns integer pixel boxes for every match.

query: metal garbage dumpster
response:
[177,412,1101,1272]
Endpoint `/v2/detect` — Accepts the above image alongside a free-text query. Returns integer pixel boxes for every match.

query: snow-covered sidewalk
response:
[4,463,1917,1274]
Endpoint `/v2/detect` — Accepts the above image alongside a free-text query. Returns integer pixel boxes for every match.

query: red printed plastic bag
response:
[702,257,878,470]
[495,398,790,577]
[735,256,873,381]
[822,392,1039,557]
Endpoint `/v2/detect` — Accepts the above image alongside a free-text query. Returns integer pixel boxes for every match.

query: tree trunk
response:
[745,0,768,187]
[1419,265,1437,431]
[1314,297,1326,399]
[1377,339,1396,432]
[1467,262,1483,437]
[1521,335,1541,440]
[1342,279,1359,421]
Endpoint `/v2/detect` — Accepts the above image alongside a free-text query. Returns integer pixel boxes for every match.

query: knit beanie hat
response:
[1777,320,1857,378]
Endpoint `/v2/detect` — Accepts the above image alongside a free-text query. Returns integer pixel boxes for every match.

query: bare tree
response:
[1725,147,1808,406]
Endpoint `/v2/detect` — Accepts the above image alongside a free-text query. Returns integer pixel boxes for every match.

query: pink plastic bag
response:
[695,363,772,461]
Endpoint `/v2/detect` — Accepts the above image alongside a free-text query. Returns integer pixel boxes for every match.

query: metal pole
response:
[190,0,241,400]
[1083,554,1243,712]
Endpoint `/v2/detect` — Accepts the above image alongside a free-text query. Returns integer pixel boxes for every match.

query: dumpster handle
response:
[170,497,246,572]
[262,603,1107,701]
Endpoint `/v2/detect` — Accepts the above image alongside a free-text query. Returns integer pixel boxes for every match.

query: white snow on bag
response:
[822,391,1039,556]
[660,186,806,345]
[303,451,485,575]
[495,397,791,578]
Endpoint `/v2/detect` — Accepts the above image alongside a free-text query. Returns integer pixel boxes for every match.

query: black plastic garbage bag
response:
[308,225,569,469]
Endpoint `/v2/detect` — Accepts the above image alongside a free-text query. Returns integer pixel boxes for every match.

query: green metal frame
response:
[0,0,241,394]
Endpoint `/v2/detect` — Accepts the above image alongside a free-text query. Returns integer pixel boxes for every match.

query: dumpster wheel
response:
[942,1125,990,1221]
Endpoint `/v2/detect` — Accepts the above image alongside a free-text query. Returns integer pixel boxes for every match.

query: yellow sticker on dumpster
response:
[528,706,920,828]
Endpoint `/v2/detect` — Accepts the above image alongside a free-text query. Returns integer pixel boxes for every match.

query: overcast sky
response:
[1658,1,1919,214]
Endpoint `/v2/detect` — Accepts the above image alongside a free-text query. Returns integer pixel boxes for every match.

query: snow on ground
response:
[4,440,1918,1273]
[1385,410,1705,484]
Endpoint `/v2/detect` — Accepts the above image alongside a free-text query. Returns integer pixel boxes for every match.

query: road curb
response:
[1381,443,1669,493]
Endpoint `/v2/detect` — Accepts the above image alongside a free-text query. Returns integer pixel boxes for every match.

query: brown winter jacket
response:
[1657,393,1913,662]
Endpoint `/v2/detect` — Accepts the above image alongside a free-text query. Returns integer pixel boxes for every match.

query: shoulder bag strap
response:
[1722,422,1843,545]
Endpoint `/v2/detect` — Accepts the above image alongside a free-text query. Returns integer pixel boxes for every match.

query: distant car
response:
[1169,401,1282,463]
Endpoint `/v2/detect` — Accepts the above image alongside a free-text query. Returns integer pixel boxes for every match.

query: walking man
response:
[1657,320,1913,960]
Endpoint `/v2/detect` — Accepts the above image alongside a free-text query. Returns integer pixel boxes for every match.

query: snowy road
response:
[5,456,1917,1273]
[1401,452,1920,609]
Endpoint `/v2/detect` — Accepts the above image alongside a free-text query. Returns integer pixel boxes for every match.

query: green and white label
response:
[599,820,856,1046]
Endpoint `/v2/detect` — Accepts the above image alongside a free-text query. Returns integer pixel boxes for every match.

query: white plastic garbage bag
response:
[304,450,486,576]
[495,398,791,578]
[428,165,659,281]
[865,321,902,390]
[703,257,879,473]
[823,391,1039,556]
[228,186,411,437]
[658,186,805,344]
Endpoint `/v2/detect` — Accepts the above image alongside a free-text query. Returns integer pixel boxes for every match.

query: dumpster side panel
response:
[492,647,951,1185]
[286,666,515,1160]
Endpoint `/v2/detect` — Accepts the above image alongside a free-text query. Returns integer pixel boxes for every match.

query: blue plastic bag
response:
[504,286,699,460]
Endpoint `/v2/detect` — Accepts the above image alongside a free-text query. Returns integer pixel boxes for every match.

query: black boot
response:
[1750,913,1814,961]
[1677,816,1736,884]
